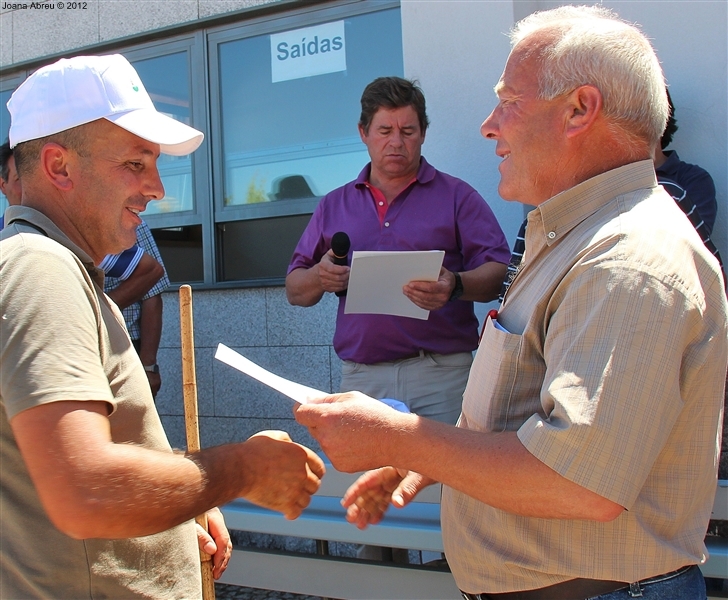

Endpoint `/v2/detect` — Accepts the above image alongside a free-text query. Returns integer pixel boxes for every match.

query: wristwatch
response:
[143,363,160,374]
[448,271,464,301]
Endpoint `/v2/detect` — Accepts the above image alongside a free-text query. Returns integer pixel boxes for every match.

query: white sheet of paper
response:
[344,250,445,319]
[214,343,326,404]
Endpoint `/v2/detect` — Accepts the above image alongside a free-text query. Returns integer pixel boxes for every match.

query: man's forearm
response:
[459,261,508,302]
[296,397,622,522]
[12,401,323,540]
[391,416,623,521]
[60,438,258,539]
[285,266,325,307]
[107,253,164,310]
[138,295,162,367]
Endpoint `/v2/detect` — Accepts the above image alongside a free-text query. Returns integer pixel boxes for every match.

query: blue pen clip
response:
[379,398,411,413]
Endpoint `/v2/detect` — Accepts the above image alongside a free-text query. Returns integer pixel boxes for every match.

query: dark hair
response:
[13,124,90,178]
[0,140,12,182]
[660,88,677,150]
[359,77,430,135]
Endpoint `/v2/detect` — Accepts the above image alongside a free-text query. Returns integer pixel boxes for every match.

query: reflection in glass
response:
[219,215,312,281]
[218,8,403,208]
[153,225,204,283]
[1,88,12,140]
[1,88,13,216]
[131,52,195,215]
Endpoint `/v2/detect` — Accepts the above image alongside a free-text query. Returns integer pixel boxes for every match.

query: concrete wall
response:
[402,0,524,243]
[0,0,278,66]
[156,286,338,451]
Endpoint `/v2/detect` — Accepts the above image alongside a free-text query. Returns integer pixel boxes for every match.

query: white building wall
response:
[402,0,728,261]
[402,0,524,243]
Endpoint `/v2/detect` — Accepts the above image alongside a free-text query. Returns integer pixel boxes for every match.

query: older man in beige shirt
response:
[294,5,727,600]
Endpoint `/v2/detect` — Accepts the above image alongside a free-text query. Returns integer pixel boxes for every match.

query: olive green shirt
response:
[0,206,200,599]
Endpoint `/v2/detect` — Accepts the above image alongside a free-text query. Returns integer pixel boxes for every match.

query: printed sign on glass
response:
[271,21,346,83]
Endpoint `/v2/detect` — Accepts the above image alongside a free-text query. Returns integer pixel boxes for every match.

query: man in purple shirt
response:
[287,77,510,426]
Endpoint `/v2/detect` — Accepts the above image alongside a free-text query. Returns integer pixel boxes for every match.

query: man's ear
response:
[39,143,74,191]
[565,84,602,138]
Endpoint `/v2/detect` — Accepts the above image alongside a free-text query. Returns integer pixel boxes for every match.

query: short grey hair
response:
[510,5,668,147]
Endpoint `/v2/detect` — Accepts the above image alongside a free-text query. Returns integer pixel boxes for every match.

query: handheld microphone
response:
[331,231,350,297]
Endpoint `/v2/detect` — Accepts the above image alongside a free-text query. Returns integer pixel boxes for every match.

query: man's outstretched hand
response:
[342,466,436,529]
[240,431,326,520]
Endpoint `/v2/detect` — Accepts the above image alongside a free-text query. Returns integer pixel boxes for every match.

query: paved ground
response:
[214,583,329,600]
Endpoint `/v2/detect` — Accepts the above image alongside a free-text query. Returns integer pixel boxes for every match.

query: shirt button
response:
[547,231,556,239]
[378,201,384,206]
[384,222,390,227]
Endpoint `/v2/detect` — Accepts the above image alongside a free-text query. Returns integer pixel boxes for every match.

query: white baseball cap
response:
[7,54,203,156]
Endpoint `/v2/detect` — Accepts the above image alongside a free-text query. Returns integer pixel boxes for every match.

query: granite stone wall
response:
[156,285,338,454]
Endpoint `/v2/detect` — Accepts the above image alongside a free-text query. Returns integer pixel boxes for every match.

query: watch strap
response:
[449,271,464,301]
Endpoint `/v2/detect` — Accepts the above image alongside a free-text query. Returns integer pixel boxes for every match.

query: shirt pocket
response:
[462,317,543,432]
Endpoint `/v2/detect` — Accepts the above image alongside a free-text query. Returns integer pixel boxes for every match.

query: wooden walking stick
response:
[180,284,216,600]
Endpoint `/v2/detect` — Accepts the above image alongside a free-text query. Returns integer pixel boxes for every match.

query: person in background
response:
[0,140,21,228]
[287,77,510,427]
[1,53,324,599]
[103,220,168,397]
[654,89,718,234]
[288,76,510,565]
[295,6,726,599]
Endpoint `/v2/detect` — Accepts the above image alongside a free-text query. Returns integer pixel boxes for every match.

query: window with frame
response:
[1,76,25,216]
[124,38,208,284]
[211,3,403,283]
[0,1,403,286]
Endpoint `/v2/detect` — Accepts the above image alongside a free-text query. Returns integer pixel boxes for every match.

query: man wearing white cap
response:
[0,54,325,599]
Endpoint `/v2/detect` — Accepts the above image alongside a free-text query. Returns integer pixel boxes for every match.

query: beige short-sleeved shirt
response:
[0,207,201,599]
[441,161,727,594]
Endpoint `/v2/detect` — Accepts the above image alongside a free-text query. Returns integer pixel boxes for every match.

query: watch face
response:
[145,364,159,374]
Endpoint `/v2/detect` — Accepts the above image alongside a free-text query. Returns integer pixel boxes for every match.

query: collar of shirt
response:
[2,205,104,287]
[355,157,436,224]
[530,159,657,248]
[655,149,681,176]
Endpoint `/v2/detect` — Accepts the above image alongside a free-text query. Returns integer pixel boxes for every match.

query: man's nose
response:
[144,168,165,201]
[480,110,498,139]
[389,131,405,146]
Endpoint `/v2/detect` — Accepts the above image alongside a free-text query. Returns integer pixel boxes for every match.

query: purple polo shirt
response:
[288,158,510,364]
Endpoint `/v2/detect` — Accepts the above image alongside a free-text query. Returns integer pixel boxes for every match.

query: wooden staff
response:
[180,284,216,600]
